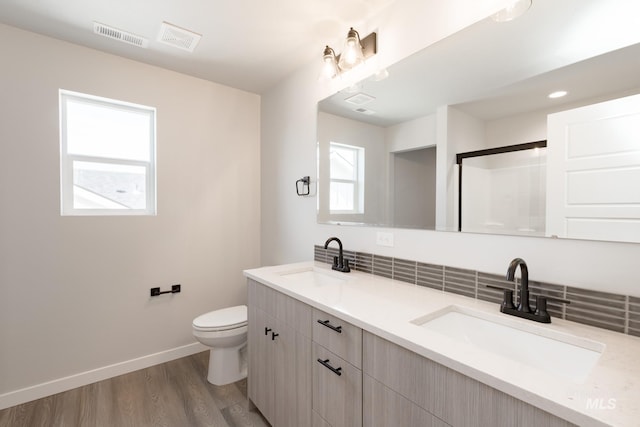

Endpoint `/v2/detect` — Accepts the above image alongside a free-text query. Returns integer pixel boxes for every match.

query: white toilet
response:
[192,305,248,386]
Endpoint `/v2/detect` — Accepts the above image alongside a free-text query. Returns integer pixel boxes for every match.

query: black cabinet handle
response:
[317,358,342,376]
[317,319,342,333]
[264,327,272,336]
[271,332,279,341]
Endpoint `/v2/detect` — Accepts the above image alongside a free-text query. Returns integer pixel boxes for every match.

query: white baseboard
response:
[0,342,208,410]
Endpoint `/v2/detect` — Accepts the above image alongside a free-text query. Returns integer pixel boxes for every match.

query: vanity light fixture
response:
[320,27,377,81]
[548,90,568,99]
[491,0,532,22]
[338,27,366,70]
[321,46,341,80]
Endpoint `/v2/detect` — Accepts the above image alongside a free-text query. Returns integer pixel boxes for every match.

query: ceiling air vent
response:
[93,22,149,48]
[345,92,376,106]
[157,22,201,52]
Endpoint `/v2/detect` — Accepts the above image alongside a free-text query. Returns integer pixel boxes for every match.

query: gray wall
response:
[0,24,261,405]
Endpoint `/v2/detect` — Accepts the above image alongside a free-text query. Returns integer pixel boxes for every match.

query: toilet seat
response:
[193,305,247,332]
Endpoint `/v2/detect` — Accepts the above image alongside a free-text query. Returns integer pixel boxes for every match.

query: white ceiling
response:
[0,0,394,93]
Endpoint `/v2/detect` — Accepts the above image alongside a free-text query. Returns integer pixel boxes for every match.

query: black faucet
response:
[487,257,570,323]
[324,237,350,273]
[507,258,531,313]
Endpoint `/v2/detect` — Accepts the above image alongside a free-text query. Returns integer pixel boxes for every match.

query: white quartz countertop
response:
[244,261,640,427]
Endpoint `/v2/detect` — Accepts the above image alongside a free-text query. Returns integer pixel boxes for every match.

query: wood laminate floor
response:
[0,351,270,427]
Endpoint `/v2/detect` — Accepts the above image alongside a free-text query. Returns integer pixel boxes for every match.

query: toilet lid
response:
[193,305,247,331]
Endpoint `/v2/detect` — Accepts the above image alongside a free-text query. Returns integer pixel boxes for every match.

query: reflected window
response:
[329,142,364,213]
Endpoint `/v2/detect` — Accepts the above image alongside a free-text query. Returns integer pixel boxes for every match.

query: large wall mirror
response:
[317,0,640,243]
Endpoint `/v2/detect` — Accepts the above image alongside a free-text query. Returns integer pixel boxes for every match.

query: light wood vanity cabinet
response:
[247,279,312,427]
[363,374,449,427]
[311,308,363,427]
[363,332,576,427]
[247,278,576,427]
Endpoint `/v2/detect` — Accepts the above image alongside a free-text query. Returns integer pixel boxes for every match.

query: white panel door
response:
[546,93,640,242]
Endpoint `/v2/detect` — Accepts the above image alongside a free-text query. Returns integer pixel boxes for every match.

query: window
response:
[59,90,156,215]
[329,142,364,213]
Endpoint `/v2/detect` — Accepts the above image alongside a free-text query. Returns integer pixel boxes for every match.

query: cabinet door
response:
[312,343,362,427]
[248,291,312,427]
[248,305,276,425]
[313,410,332,427]
[363,332,576,427]
[363,374,450,427]
[273,318,311,427]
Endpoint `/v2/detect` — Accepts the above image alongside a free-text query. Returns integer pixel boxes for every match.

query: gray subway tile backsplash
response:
[373,255,393,279]
[565,286,627,333]
[627,296,640,337]
[528,280,566,319]
[313,245,326,263]
[342,250,356,269]
[393,258,417,284]
[417,263,444,291]
[477,272,514,305]
[355,252,373,273]
[325,246,339,263]
[444,266,477,299]
[313,244,640,338]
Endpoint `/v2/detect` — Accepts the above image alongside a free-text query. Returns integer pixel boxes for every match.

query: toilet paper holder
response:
[150,284,181,297]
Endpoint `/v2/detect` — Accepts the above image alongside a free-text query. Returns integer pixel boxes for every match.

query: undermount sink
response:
[411,305,604,383]
[278,266,347,287]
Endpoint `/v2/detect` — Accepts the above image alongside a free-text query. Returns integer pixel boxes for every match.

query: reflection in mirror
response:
[458,142,547,236]
[317,0,640,242]
[317,112,436,228]
[317,112,386,226]
[392,147,436,229]
[545,94,640,243]
[329,142,364,214]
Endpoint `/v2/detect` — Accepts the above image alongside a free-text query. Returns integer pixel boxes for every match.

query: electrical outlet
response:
[376,231,394,247]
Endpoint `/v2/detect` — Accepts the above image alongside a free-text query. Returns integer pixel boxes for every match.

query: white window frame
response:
[329,142,365,214]
[59,90,157,216]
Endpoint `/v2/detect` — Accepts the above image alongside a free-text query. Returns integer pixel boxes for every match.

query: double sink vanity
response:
[244,259,640,427]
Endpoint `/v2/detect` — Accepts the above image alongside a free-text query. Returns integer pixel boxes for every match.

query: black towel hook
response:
[296,176,310,196]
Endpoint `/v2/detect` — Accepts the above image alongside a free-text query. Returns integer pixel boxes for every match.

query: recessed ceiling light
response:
[548,90,568,99]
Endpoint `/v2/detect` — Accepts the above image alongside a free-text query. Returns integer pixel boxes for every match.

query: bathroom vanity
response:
[244,262,640,427]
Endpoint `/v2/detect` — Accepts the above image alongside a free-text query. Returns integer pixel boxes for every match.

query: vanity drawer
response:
[312,343,362,427]
[312,308,362,368]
